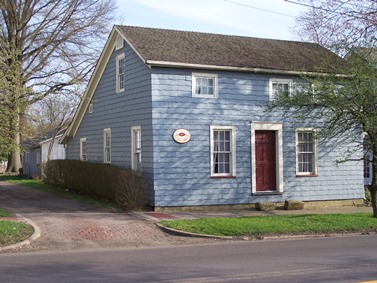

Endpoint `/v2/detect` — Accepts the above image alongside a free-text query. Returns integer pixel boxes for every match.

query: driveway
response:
[0,181,212,253]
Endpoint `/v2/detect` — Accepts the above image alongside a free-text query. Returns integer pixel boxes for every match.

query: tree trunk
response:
[5,114,21,173]
[370,151,377,217]
[6,149,21,173]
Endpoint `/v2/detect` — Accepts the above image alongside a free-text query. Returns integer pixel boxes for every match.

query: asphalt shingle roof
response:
[116,25,346,74]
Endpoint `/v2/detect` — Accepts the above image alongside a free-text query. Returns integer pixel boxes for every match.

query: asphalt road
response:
[0,234,376,282]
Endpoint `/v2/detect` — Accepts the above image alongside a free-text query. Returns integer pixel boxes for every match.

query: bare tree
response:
[291,0,377,53]
[0,0,117,172]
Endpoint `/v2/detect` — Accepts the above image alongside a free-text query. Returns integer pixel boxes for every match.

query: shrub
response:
[44,159,148,210]
[113,170,148,211]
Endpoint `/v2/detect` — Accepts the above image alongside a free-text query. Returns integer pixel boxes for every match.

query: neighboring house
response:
[23,129,66,178]
[62,25,365,210]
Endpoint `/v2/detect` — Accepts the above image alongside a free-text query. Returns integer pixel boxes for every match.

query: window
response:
[115,34,124,50]
[364,158,371,178]
[116,54,125,93]
[104,128,111,164]
[296,129,317,176]
[210,126,236,177]
[192,73,218,98]
[36,149,41,164]
[80,137,87,161]
[88,103,93,113]
[269,78,292,99]
[131,126,141,171]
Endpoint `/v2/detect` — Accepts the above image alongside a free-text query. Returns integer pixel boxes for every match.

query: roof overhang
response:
[145,60,348,77]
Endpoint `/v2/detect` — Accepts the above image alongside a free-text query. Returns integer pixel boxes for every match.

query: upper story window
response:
[88,103,93,113]
[210,126,236,177]
[80,137,87,161]
[116,54,125,93]
[192,73,218,98]
[103,128,111,164]
[269,78,292,100]
[115,34,124,50]
[296,129,317,176]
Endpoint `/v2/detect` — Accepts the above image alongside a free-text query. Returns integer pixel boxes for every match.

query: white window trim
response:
[103,128,111,164]
[131,126,141,171]
[192,73,218,98]
[251,122,283,193]
[116,53,125,93]
[210,125,236,177]
[115,34,124,50]
[295,128,318,176]
[269,78,293,100]
[80,137,87,161]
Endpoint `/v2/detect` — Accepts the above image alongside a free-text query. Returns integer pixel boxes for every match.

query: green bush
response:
[44,160,148,210]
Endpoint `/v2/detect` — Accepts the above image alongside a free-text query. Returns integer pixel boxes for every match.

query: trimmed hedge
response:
[44,159,148,210]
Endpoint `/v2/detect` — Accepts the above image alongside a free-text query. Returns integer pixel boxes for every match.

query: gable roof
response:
[62,25,347,143]
[116,25,346,74]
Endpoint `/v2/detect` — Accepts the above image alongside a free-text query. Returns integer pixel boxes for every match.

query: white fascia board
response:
[61,27,119,144]
[39,134,64,145]
[114,26,148,66]
[145,60,348,77]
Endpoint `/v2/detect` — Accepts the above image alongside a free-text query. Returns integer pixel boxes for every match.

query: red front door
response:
[255,131,277,191]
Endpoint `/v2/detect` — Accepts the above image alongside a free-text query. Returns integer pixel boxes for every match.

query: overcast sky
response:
[115,0,306,40]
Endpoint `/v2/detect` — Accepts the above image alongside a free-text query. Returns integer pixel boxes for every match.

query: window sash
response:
[211,127,234,176]
[269,79,292,99]
[80,138,87,161]
[296,131,316,175]
[104,129,111,163]
[116,55,125,92]
[272,82,290,97]
[192,73,218,98]
[132,127,141,171]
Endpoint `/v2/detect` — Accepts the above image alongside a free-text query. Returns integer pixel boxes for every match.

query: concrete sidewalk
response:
[133,205,372,222]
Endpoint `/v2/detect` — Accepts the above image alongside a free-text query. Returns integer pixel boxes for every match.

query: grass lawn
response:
[0,207,34,247]
[160,213,377,237]
[0,220,34,246]
[0,208,12,217]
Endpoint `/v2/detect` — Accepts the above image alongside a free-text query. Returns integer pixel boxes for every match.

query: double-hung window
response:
[131,126,141,171]
[116,54,125,93]
[270,78,292,99]
[36,149,41,164]
[210,126,236,177]
[192,73,218,98]
[80,137,87,161]
[296,129,317,176]
[104,129,111,164]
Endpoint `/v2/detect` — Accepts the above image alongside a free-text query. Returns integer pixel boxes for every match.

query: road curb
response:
[156,223,377,241]
[156,223,234,240]
[0,214,41,252]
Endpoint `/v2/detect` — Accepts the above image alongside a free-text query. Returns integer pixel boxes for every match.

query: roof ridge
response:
[116,24,317,45]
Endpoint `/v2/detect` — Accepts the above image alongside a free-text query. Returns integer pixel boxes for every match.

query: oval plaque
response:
[172,128,191,144]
